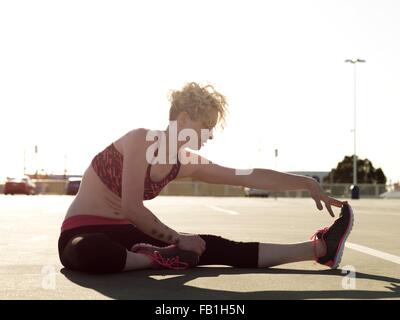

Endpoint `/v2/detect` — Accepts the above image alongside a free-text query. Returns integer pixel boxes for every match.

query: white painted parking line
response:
[21,235,49,243]
[205,205,240,215]
[346,242,400,265]
[183,199,197,205]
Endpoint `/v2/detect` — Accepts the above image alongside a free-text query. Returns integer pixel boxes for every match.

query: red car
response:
[4,176,36,195]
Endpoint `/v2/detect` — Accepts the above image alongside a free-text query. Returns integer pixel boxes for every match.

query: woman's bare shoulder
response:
[113,127,157,153]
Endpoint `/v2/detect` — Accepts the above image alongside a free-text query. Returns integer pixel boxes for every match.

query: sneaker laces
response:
[310,227,329,262]
[146,251,190,270]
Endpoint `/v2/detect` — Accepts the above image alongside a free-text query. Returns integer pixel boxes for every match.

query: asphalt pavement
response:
[0,195,399,300]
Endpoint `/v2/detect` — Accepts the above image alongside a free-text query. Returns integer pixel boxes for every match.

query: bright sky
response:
[1,0,399,184]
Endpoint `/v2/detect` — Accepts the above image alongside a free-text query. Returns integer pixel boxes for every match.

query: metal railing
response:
[273,183,388,199]
[0,180,393,198]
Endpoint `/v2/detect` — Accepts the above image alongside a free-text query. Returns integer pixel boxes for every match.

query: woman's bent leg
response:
[60,233,152,273]
[123,251,153,271]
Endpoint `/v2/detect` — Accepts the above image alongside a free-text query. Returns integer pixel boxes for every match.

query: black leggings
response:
[58,224,259,274]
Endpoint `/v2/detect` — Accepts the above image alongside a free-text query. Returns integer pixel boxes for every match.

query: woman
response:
[58,82,353,274]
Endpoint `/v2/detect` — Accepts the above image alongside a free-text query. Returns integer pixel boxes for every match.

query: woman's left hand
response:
[306,178,345,217]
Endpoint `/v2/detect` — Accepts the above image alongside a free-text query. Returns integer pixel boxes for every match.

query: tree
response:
[323,156,387,184]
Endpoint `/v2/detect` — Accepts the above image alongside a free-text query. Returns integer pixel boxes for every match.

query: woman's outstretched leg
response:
[258,204,354,269]
[257,240,326,267]
[194,235,325,268]
[196,203,353,269]
[117,205,353,268]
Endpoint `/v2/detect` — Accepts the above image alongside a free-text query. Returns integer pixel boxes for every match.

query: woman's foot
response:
[310,202,354,269]
[131,243,199,270]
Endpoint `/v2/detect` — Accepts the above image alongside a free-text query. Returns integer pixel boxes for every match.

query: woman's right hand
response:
[176,233,206,256]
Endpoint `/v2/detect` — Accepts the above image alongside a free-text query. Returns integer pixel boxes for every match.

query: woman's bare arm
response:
[184,150,344,217]
[120,128,181,244]
[183,150,308,191]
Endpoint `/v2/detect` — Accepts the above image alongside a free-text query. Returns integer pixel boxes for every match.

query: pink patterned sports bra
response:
[91,142,181,200]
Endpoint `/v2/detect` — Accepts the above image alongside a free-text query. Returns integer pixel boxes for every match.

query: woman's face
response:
[177,110,218,150]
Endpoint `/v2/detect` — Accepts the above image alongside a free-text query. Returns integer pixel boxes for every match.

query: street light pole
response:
[64,154,68,179]
[274,148,278,200]
[34,145,38,178]
[345,58,366,198]
[23,148,26,176]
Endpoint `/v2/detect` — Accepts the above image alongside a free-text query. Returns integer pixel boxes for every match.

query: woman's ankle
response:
[315,239,327,258]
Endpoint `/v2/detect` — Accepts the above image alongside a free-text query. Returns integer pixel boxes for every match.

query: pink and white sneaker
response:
[131,243,199,270]
[310,202,354,269]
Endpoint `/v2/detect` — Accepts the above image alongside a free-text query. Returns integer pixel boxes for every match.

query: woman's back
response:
[65,131,132,220]
[65,128,182,220]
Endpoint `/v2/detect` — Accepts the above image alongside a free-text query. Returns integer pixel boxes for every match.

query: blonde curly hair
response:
[168,82,228,130]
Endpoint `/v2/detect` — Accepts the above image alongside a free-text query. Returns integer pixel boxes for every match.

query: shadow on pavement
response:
[60,267,400,300]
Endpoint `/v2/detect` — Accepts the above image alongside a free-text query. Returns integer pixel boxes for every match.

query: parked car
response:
[66,178,81,195]
[4,176,36,195]
[244,187,270,197]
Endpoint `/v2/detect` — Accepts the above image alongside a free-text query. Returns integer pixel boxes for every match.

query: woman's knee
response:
[61,233,127,274]
[61,234,101,270]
